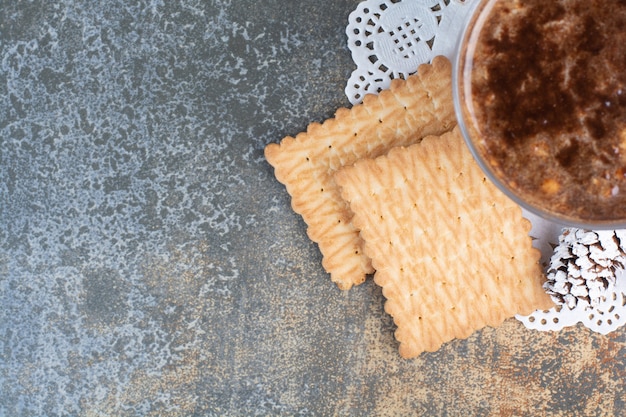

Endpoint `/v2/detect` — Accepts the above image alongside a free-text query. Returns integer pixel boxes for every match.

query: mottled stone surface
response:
[1,0,626,416]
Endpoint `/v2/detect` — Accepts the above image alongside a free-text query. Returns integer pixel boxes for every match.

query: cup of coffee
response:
[454,0,626,228]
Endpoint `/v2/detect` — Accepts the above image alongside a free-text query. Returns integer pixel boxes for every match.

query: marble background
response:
[1,0,626,416]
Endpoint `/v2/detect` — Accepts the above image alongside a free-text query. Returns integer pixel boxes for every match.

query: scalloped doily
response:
[345,0,473,104]
[345,0,626,334]
[516,271,626,335]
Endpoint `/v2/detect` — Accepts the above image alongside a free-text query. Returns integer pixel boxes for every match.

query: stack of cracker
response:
[265,56,456,290]
[265,56,553,358]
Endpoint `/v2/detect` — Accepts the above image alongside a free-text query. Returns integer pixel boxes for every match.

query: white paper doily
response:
[345,0,626,334]
[516,274,626,335]
[345,0,473,104]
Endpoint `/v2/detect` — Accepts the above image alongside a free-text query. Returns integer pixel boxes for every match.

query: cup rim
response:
[451,0,626,230]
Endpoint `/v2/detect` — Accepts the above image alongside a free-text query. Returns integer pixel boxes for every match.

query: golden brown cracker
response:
[335,127,553,358]
[264,56,456,289]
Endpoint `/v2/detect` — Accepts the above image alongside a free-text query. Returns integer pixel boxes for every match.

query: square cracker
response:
[334,127,553,358]
[265,56,456,290]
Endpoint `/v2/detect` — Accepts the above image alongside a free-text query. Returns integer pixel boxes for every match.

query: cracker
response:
[265,56,456,289]
[335,127,553,358]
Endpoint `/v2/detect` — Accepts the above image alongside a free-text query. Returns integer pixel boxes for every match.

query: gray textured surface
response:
[1,1,626,416]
